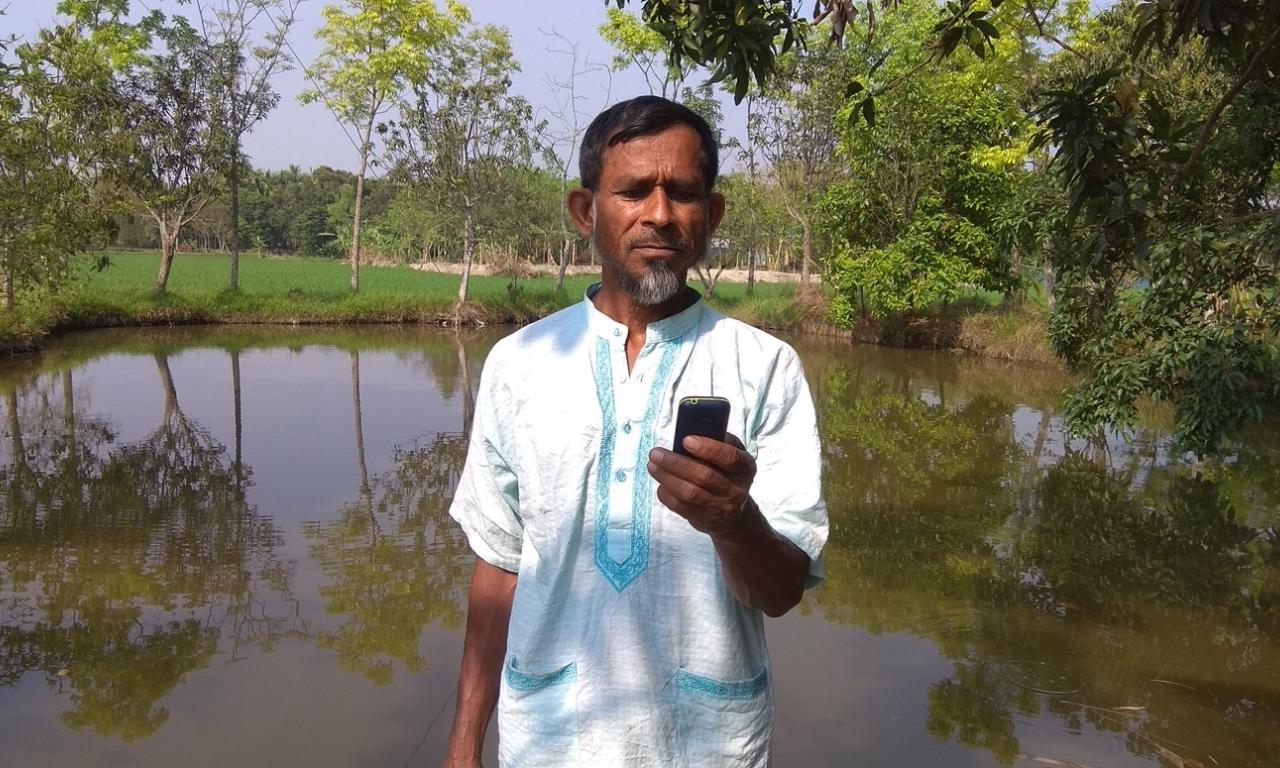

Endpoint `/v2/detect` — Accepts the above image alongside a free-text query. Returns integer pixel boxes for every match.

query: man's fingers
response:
[647,459,725,508]
[679,434,754,475]
[649,447,735,492]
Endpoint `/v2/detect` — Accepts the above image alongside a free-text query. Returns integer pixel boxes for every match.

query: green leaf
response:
[862,97,876,128]
[967,26,986,57]
[733,68,749,103]
[972,19,1000,39]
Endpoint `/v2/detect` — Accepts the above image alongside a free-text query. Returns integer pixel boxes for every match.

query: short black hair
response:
[578,95,720,193]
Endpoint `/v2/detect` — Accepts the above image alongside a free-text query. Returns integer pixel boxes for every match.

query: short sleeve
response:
[748,345,829,588]
[449,359,523,573]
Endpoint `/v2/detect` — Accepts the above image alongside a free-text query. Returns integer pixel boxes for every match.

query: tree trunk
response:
[350,160,367,293]
[555,236,571,292]
[62,369,74,436]
[799,219,813,286]
[457,206,476,304]
[1010,245,1025,305]
[1043,257,1055,313]
[456,333,474,435]
[5,386,23,467]
[155,353,179,425]
[4,383,29,524]
[2,247,13,310]
[350,117,375,294]
[155,219,179,296]
[231,349,243,487]
[229,150,242,291]
[351,350,369,495]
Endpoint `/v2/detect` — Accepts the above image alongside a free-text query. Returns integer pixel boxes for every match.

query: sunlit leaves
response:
[299,0,465,127]
[609,0,807,102]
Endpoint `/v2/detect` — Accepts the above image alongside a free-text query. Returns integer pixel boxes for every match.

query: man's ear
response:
[567,187,594,239]
[708,191,726,234]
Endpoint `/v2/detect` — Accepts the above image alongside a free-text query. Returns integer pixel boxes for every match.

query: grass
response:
[1,250,1056,367]
[83,250,599,301]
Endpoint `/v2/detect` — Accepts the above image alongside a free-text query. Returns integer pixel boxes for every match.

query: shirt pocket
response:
[675,665,773,767]
[498,657,579,767]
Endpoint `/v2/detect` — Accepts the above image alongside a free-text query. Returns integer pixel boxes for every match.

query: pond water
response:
[1,325,1277,768]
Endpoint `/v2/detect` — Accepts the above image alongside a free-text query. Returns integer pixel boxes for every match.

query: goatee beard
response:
[617,256,682,306]
[591,229,696,306]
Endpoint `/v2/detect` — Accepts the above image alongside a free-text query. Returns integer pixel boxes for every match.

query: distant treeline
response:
[110,163,810,273]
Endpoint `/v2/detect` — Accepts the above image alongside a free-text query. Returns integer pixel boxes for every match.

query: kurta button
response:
[622,422,632,434]
[613,328,622,337]
[615,469,626,482]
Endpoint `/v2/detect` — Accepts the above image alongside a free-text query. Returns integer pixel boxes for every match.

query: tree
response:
[620,0,1279,451]
[387,22,541,306]
[602,1,1075,105]
[715,106,772,295]
[605,0,805,103]
[0,1,146,309]
[1032,0,1280,453]
[817,0,1033,318]
[541,28,610,292]
[599,6,685,98]
[751,31,848,286]
[300,0,466,292]
[196,0,301,291]
[115,16,226,296]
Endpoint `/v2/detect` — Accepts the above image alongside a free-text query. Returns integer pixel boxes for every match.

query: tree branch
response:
[1176,23,1280,180]
[1223,207,1280,226]
[1023,0,1086,60]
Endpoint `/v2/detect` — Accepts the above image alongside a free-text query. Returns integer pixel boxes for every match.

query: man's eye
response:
[618,189,647,200]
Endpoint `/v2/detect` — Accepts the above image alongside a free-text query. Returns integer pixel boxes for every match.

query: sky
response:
[2,0,750,175]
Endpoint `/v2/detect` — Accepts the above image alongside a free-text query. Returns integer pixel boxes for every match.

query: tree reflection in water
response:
[0,352,296,741]
[805,346,1280,767]
[302,340,474,685]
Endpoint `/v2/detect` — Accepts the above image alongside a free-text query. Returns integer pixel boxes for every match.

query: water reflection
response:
[302,347,472,684]
[0,356,290,740]
[1,328,1277,767]
[0,328,492,748]
[801,340,1280,767]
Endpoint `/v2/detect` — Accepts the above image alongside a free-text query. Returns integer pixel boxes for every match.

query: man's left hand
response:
[647,434,755,538]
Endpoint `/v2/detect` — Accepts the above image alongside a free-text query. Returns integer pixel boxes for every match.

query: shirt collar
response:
[583,282,704,345]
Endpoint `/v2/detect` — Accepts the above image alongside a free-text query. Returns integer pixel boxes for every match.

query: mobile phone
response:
[672,396,731,456]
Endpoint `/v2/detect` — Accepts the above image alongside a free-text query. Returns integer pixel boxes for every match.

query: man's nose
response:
[641,187,674,229]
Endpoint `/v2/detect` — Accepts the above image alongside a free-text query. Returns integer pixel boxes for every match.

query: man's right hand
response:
[442,558,517,768]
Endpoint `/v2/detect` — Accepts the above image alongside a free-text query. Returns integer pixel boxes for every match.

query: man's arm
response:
[647,435,810,617]
[443,559,517,768]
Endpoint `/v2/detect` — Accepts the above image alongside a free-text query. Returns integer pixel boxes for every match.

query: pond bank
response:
[3,251,1057,363]
[0,287,1057,365]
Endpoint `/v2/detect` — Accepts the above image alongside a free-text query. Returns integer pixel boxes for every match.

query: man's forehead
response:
[600,124,705,182]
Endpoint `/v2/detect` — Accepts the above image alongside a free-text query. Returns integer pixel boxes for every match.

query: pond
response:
[1,325,1277,767]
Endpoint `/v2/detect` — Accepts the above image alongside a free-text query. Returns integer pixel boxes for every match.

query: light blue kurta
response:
[449,287,828,767]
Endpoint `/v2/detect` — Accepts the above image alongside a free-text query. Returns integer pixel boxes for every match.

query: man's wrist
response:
[711,496,763,548]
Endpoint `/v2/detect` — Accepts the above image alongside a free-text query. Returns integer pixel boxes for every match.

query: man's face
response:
[577,124,725,306]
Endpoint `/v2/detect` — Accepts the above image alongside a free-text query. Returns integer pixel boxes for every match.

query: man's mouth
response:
[630,243,684,256]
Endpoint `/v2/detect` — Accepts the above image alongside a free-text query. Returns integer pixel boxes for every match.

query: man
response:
[443,96,827,768]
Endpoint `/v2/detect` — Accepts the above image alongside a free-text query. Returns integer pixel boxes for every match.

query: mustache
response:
[627,235,687,251]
